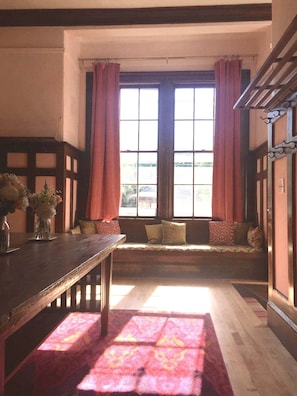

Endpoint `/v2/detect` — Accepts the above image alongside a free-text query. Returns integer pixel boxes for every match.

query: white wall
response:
[272,0,297,45]
[0,28,64,139]
[63,32,83,149]
[249,26,272,150]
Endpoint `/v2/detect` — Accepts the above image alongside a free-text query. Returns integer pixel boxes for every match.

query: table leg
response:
[100,252,112,336]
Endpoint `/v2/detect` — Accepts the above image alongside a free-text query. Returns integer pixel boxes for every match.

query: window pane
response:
[120,184,137,216]
[120,89,139,119]
[120,153,137,184]
[140,89,158,119]
[174,120,193,151]
[137,184,157,217]
[174,153,193,184]
[139,121,158,151]
[120,120,138,151]
[194,185,212,217]
[195,88,215,119]
[174,185,193,216]
[175,88,194,119]
[194,153,213,184]
[194,120,214,151]
[138,153,157,184]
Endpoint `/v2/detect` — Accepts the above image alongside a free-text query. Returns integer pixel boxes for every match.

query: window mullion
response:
[158,79,174,219]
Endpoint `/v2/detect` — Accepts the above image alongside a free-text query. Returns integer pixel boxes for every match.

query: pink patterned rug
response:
[6,310,233,396]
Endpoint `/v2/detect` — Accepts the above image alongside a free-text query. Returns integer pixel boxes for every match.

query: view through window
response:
[119,74,215,218]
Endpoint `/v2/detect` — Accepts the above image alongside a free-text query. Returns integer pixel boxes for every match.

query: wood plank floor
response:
[110,277,297,396]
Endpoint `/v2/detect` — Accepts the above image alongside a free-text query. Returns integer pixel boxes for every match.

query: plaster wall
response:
[249,26,272,150]
[272,0,297,45]
[0,28,64,139]
[63,32,83,149]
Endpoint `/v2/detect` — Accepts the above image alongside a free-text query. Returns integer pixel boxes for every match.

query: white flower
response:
[29,182,62,219]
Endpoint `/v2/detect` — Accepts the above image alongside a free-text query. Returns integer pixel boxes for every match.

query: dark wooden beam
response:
[0,4,272,27]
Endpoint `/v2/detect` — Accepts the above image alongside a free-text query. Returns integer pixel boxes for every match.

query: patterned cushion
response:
[79,220,97,234]
[234,221,253,245]
[162,220,187,245]
[247,226,263,248]
[209,221,235,245]
[95,220,121,234]
[145,224,163,244]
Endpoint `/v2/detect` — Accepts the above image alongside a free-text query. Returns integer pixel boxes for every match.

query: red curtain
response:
[212,59,244,222]
[86,63,121,221]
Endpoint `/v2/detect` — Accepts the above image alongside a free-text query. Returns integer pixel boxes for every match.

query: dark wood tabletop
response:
[0,233,125,339]
[0,232,126,395]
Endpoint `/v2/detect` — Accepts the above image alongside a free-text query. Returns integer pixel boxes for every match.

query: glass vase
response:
[35,215,51,240]
[0,215,10,252]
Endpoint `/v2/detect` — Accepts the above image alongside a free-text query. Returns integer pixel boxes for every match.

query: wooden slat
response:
[234,15,297,112]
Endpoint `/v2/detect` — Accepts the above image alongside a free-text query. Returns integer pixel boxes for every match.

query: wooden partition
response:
[249,143,268,240]
[267,105,297,359]
[0,137,81,233]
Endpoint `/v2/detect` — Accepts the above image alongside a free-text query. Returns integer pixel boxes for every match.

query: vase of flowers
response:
[0,173,29,252]
[29,182,62,240]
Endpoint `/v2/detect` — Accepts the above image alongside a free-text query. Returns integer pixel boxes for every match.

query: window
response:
[120,87,159,217]
[174,87,214,217]
[119,72,215,218]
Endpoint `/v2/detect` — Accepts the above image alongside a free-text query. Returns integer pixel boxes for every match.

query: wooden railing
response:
[234,15,297,113]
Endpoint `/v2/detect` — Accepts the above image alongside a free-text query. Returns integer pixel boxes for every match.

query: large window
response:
[120,87,159,217]
[174,87,214,217]
[119,72,215,218]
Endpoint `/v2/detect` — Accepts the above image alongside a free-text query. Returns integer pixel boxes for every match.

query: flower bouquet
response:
[0,173,29,251]
[29,182,62,240]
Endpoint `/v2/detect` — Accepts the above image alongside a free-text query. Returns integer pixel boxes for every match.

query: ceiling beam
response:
[0,4,272,27]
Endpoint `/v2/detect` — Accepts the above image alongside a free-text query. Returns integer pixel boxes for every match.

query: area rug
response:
[6,310,234,396]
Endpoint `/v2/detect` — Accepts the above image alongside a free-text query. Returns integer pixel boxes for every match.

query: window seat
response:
[70,219,268,281]
[113,242,268,281]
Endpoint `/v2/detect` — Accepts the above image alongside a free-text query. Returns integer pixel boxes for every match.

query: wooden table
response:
[0,233,125,396]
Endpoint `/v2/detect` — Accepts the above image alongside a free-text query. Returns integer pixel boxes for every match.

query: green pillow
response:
[161,220,186,245]
[145,224,163,244]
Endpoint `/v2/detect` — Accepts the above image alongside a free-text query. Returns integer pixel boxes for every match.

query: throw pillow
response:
[247,226,263,248]
[209,221,235,245]
[69,225,81,235]
[145,224,163,244]
[79,220,96,234]
[95,220,121,234]
[234,221,253,245]
[162,220,186,245]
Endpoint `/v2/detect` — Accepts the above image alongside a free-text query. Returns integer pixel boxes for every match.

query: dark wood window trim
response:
[0,4,271,27]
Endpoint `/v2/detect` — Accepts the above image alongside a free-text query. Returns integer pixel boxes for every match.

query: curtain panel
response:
[86,63,121,221]
[212,59,244,222]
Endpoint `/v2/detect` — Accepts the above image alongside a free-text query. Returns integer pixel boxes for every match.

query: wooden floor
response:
[110,277,297,396]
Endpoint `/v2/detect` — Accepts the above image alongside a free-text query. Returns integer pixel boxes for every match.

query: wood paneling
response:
[0,137,81,233]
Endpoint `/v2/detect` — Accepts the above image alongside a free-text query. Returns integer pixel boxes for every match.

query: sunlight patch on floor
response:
[142,286,211,313]
[110,284,136,307]
[111,283,211,314]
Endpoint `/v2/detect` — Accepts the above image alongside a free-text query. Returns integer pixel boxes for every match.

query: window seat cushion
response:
[116,242,263,254]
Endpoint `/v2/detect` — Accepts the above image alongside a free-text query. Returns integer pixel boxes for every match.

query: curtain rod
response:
[79,54,257,66]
